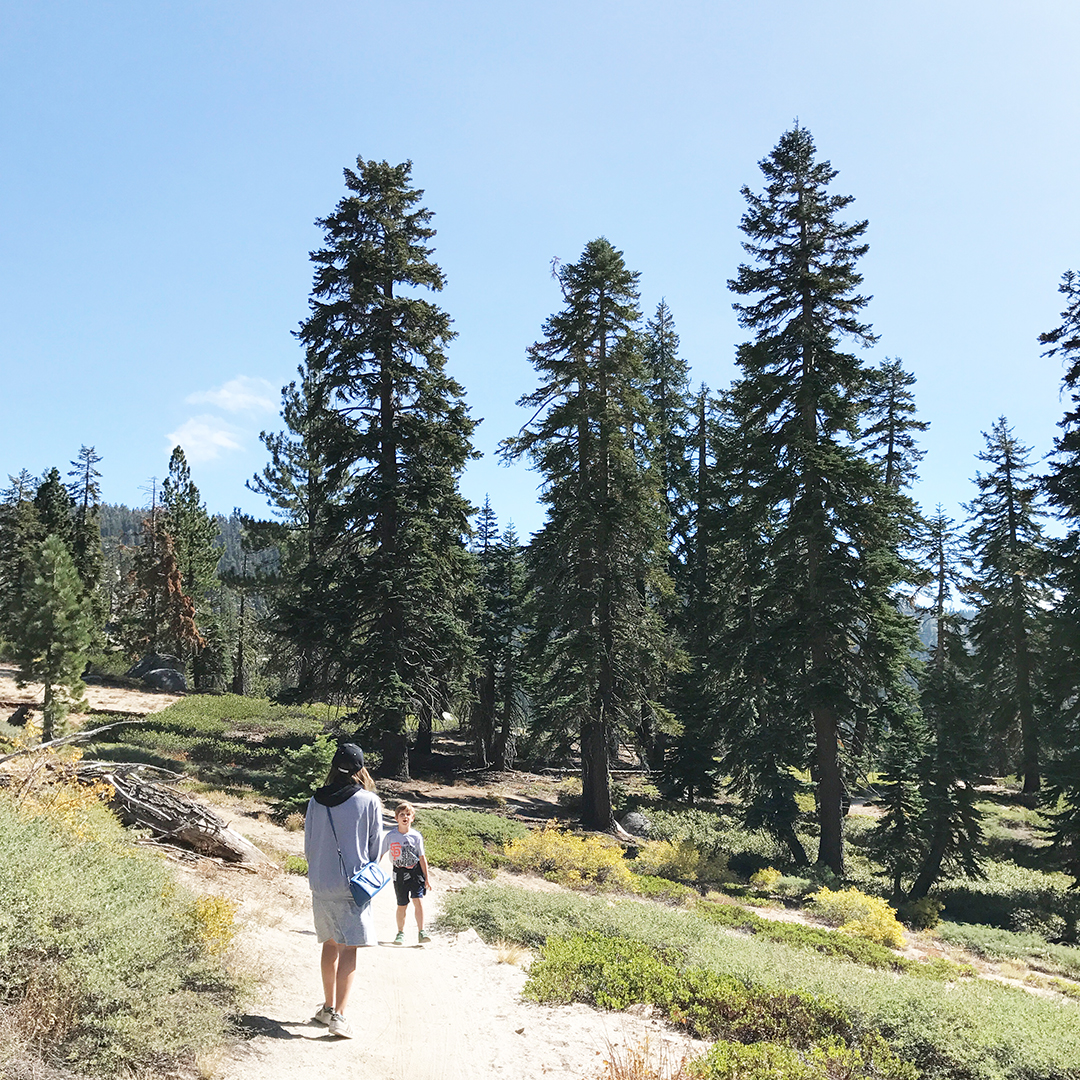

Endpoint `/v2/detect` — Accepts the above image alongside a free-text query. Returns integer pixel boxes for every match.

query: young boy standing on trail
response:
[381,801,432,944]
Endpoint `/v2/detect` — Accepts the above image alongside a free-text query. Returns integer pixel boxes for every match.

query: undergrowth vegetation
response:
[417,807,529,874]
[0,770,241,1078]
[439,882,1080,1080]
[86,694,328,792]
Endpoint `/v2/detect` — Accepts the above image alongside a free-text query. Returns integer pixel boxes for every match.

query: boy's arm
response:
[419,853,432,890]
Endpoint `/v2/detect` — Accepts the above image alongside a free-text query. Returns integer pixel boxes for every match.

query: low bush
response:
[88,695,330,795]
[937,920,1080,978]
[524,931,853,1048]
[689,1035,917,1080]
[934,862,1079,942]
[628,873,697,904]
[897,896,943,930]
[748,867,782,892]
[441,883,1080,1080]
[503,823,633,889]
[810,888,904,947]
[632,839,729,884]
[696,900,914,974]
[418,807,529,875]
[0,783,239,1077]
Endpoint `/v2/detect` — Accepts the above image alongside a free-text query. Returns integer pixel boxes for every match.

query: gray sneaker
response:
[312,1005,334,1026]
[328,1011,354,1039]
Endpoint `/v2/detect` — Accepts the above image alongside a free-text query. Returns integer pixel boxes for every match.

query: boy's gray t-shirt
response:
[381,827,425,869]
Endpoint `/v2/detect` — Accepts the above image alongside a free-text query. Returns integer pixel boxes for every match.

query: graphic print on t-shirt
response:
[386,830,422,869]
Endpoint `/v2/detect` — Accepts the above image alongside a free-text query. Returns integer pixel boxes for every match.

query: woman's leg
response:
[320,941,339,1009]
[334,945,359,1014]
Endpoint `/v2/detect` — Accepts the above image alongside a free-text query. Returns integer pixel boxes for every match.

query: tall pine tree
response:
[1038,270,1080,878]
[726,126,916,874]
[11,535,93,740]
[504,238,676,830]
[291,157,478,777]
[965,417,1049,794]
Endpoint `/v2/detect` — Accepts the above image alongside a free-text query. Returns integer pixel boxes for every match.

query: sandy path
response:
[200,829,702,1080]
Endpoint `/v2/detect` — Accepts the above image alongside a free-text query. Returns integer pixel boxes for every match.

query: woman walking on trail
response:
[303,742,383,1039]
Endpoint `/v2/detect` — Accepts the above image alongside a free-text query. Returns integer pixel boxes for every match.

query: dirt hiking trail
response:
[185,807,702,1080]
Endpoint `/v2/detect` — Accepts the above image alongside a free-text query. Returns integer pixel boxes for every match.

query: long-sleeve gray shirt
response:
[304,789,384,900]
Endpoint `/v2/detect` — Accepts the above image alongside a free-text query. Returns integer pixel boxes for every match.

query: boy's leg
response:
[334,945,359,1015]
[320,941,339,1009]
[412,896,424,931]
[396,905,408,932]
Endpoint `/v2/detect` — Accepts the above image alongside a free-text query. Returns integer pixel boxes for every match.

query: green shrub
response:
[937,921,1080,978]
[935,862,1079,941]
[632,838,729,883]
[270,735,336,816]
[284,855,308,875]
[811,888,904,947]
[88,695,330,794]
[441,883,1080,1080]
[749,867,782,892]
[417,807,528,875]
[628,872,697,904]
[524,931,852,1046]
[503,823,633,889]
[689,1035,917,1080]
[897,896,943,930]
[0,791,238,1076]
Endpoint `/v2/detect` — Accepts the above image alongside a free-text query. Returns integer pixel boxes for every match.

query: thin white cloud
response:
[166,416,244,464]
[186,375,277,414]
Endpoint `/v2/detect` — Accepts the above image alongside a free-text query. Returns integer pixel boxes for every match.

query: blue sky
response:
[2,1,1078,538]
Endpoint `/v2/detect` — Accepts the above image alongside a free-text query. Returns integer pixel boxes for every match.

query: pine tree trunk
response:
[380,728,410,780]
[1011,574,1040,793]
[907,817,950,900]
[581,719,614,831]
[814,702,846,876]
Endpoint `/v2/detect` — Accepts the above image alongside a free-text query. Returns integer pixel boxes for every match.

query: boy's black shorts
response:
[393,867,426,905]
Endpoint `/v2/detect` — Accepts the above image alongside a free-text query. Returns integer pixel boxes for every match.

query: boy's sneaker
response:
[328,1011,354,1039]
[312,1005,334,1026]
[418,930,432,944]
[393,931,405,945]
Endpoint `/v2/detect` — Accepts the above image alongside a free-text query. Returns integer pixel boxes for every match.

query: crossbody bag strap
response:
[324,804,350,880]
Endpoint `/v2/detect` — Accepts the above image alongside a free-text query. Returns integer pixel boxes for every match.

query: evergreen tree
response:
[906,507,983,899]
[1039,269,1080,882]
[292,157,478,776]
[469,502,530,769]
[122,515,202,660]
[862,359,928,491]
[11,534,93,740]
[0,471,40,646]
[161,446,220,606]
[250,369,356,699]
[726,126,917,875]
[67,445,105,637]
[964,417,1049,793]
[503,237,676,830]
[32,468,74,548]
[643,300,694,567]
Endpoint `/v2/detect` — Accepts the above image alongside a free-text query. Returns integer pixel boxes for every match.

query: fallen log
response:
[75,761,271,866]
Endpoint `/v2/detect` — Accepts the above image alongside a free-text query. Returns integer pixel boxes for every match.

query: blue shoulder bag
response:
[325,804,389,908]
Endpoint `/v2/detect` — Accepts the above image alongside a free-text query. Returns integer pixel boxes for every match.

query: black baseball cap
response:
[331,742,365,773]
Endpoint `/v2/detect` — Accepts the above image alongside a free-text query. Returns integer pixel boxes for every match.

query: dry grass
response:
[495,938,531,967]
[589,1037,692,1080]
[283,812,305,832]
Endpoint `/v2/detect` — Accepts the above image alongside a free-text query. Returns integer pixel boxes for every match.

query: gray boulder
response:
[126,653,184,679]
[143,668,187,693]
[620,811,651,838]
